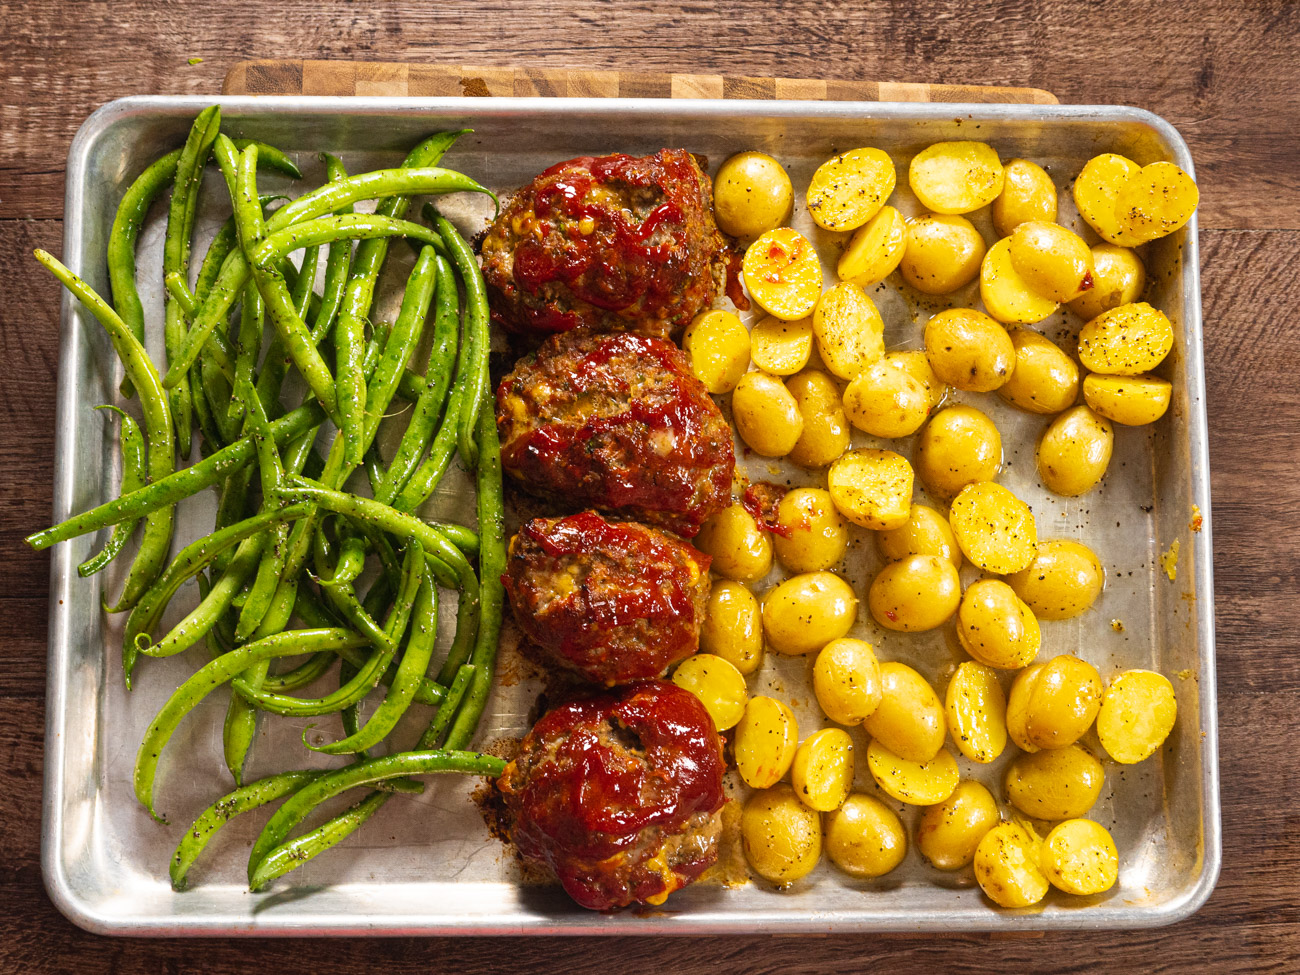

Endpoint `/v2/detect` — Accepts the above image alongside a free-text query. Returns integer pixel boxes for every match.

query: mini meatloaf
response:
[496,331,734,537]
[481,148,742,339]
[504,511,712,685]
[496,680,727,911]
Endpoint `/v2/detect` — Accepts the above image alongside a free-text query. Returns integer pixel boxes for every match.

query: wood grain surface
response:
[2,1,1299,972]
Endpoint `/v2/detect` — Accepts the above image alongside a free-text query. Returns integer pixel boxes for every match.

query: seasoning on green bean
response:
[418,663,476,751]
[392,379,464,514]
[229,139,304,181]
[249,789,391,892]
[77,407,145,578]
[311,154,353,344]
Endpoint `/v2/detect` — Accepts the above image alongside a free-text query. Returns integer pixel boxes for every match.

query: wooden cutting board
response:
[223,60,1057,104]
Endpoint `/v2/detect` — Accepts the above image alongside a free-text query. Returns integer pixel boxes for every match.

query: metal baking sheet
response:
[42,95,1218,935]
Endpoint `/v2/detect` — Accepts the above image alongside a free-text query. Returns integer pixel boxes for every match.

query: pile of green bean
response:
[28,106,510,891]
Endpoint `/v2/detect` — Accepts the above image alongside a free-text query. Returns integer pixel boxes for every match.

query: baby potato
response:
[791,727,855,812]
[762,571,858,655]
[974,823,1050,908]
[1073,153,1144,247]
[743,228,822,321]
[713,151,793,239]
[1078,301,1174,376]
[997,329,1079,415]
[909,141,1005,215]
[772,487,849,573]
[750,315,814,376]
[900,213,986,294]
[918,780,1001,870]
[785,370,852,468]
[876,503,961,569]
[732,371,804,458]
[843,360,931,439]
[1006,663,1046,753]
[695,503,773,582]
[741,784,822,884]
[914,404,1002,501]
[980,236,1060,326]
[683,309,750,394]
[827,448,914,530]
[1082,373,1172,426]
[887,350,948,411]
[949,482,1038,575]
[1041,819,1118,896]
[863,661,946,763]
[1008,221,1096,303]
[1023,654,1103,750]
[945,661,1009,764]
[700,580,764,675]
[837,205,908,286]
[923,308,1015,393]
[1115,161,1199,243]
[868,554,961,632]
[824,794,908,879]
[866,739,960,806]
[958,580,1040,673]
[1006,539,1105,620]
[807,147,897,231]
[735,696,799,788]
[814,282,886,380]
[673,654,747,732]
[1097,669,1178,764]
[993,158,1058,237]
[813,638,882,725]
[1037,405,1114,497]
[1068,244,1146,321]
[1005,744,1105,821]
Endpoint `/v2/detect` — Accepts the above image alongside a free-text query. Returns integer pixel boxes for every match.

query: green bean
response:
[417,663,475,751]
[230,139,304,180]
[233,378,290,641]
[222,691,260,787]
[249,790,390,892]
[225,282,263,428]
[310,154,353,344]
[290,242,321,318]
[251,214,445,270]
[261,651,336,693]
[364,246,437,447]
[392,380,463,514]
[316,524,366,588]
[396,368,426,402]
[134,627,370,821]
[210,464,254,576]
[199,348,243,446]
[163,271,199,316]
[170,769,318,891]
[78,406,146,577]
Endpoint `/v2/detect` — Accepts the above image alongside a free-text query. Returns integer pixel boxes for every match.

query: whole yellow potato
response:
[1023,654,1103,750]
[993,158,1058,237]
[1115,161,1199,243]
[682,309,750,394]
[866,740,960,806]
[827,448,914,530]
[1073,153,1144,247]
[772,487,849,572]
[900,214,986,294]
[980,236,1060,326]
[1097,669,1178,764]
[886,350,948,410]
[867,554,961,632]
[699,580,764,675]
[813,282,886,380]
[824,794,908,879]
[863,661,946,763]
[1068,244,1146,322]
[813,637,882,725]
[997,329,1079,415]
[762,571,858,655]
[1082,373,1172,426]
[949,482,1038,574]
[741,784,822,884]
[713,151,793,239]
[1005,539,1105,620]
[914,404,1002,500]
[694,503,772,582]
[672,653,748,731]
[807,147,897,231]
[843,360,931,439]
[1041,819,1118,895]
[743,228,822,321]
[974,823,1050,908]
[876,503,962,569]
[956,579,1041,670]
[1078,302,1174,376]
[785,369,852,468]
[1005,744,1105,820]
[1037,405,1114,496]
[1005,663,1046,752]
[732,371,804,458]
[791,727,855,812]
[909,141,1005,214]
[750,315,814,376]
[945,661,1009,764]
[1008,221,1096,303]
[923,308,1015,392]
[838,205,908,286]
[918,780,1000,870]
[735,696,799,788]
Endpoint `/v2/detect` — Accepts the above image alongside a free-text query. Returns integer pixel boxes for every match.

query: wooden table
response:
[2,2,1296,970]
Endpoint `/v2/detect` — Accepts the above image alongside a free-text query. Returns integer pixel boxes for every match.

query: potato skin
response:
[1006,539,1105,620]
[993,158,1057,237]
[863,662,946,764]
[1037,405,1114,497]
[762,571,858,655]
[699,580,763,675]
[694,503,773,583]
[924,309,1015,393]
[997,329,1079,415]
[1005,745,1105,820]
[900,214,986,294]
[914,405,1002,501]
[918,781,1000,870]
[713,151,792,239]
[786,370,852,469]
[741,784,823,884]
[868,555,961,632]
[772,488,849,573]
[825,794,907,878]
[732,371,804,458]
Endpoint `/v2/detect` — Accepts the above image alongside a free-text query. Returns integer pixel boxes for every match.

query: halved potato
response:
[949,482,1037,574]
[807,147,897,231]
[827,448,914,530]
[909,141,1005,214]
[1073,153,1143,247]
[980,237,1059,325]
[838,205,908,285]
[1115,161,1199,242]
[743,228,822,320]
